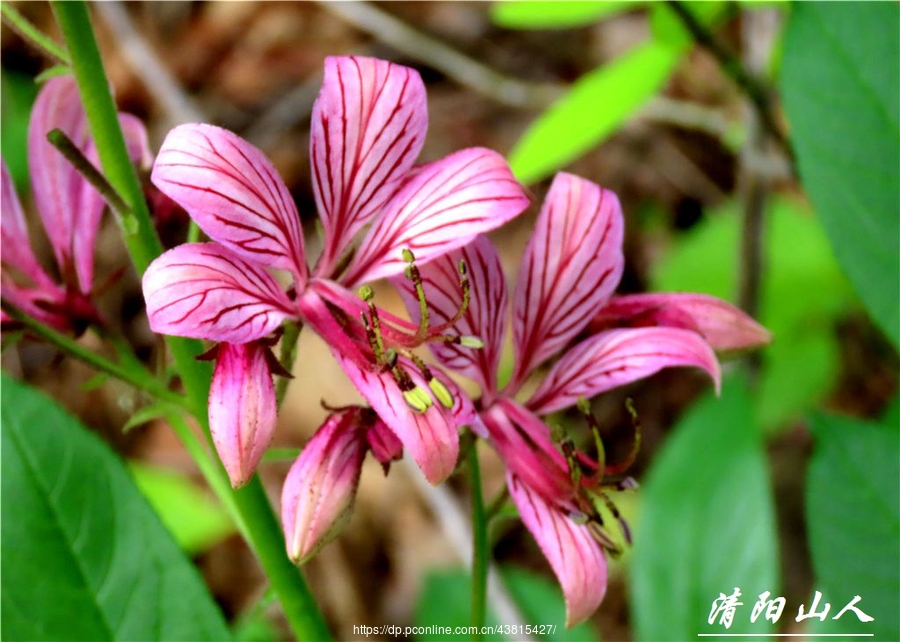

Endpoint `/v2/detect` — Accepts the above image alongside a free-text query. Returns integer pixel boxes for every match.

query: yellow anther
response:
[402,386,433,413]
[428,378,454,409]
[458,335,484,349]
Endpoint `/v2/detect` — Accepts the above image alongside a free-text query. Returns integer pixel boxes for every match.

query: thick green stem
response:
[51,4,331,639]
[467,438,488,639]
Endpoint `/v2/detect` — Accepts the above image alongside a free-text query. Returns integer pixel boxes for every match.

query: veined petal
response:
[366,416,404,471]
[209,342,277,488]
[342,148,530,287]
[510,173,624,391]
[333,352,473,484]
[508,473,608,627]
[527,327,721,415]
[1,161,55,289]
[592,293,773,353]
[282,409,367,564]
[142,243,297,343]
[482,400,573,504]
[28,76,100,293]
[152,124,307,282]
[311,56,427,276]
[119,113,153,169]
[394,236,509,395]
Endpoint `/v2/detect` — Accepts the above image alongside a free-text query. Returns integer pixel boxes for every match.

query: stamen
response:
[577,397,607,476]
[603,398,643,476]
[402,248,430,340]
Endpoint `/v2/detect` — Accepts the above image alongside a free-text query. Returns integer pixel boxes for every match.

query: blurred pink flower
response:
[397,172,770,625]
[142,56,529,489]
[2,76,148,334]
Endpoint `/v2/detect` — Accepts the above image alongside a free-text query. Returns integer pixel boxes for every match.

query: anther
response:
[428,378,454,409]
[403,386,433,413]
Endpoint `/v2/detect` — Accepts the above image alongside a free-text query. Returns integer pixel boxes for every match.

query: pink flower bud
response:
[281,410,367,565]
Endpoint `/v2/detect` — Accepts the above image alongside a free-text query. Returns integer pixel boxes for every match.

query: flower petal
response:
[152,124,307,282]
[341,148,530,287]
[142,243,297,343]
[311,56,427,276]
[1,161,55,289]
[209,342,277,488]
[527,327,721,415]
[365,416,404,471]
[393,235,508,395]
[281,409,368,564]
[28,76,101,294]
[508,472,608,627]
[510,173,624,391]
[482,400,573,504]
[333,352,473,484]
[591,293,773,353]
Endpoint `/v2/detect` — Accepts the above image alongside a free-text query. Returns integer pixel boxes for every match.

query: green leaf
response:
[491,1,642,30]
[414,567,599,640]
[629,377,778,640]
[805,412,899,641]
[780,2,900,348]
[501,566,600,641]
[1,374,231,641]
[415,570,502,641]
[508,40,681,185]
[130,463,236,555]
[507,2,726,185]
[651,198,856,429]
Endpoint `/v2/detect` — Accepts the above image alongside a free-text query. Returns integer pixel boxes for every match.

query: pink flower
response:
[396,172,770,625]
[141,56,529,489]
[2,76,148,334]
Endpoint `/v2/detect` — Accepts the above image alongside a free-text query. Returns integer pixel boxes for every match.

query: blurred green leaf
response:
[130,463,236,555]
[780,2,900,348]
[0,374,231,641]
[805,412,899,641]
[1,69,38,192]
[491,1,641,30]
[414,567,599,640]
[509,40,680,185]
[508,3,724,185]
[630,377,778,640]
[502,566,600,641]
[652,198,855,429]
[416,570,502,641]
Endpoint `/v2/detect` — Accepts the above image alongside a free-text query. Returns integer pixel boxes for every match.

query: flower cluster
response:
[139,56,530,558]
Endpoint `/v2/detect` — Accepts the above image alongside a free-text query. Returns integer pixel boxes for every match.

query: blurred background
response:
[2,2,897,640]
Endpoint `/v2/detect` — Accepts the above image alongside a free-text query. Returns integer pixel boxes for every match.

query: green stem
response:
[467,438,488,639]
[2,302,188,410]
[51,4,331,639]
[275,321,303,407]
[1,3,70,66]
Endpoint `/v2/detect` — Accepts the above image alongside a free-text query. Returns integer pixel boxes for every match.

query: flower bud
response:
[209,342,276,488]
[281,410,367,565]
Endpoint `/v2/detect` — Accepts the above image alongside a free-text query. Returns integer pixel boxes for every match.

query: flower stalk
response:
[467,435,488,639]
[50,3,331,639]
